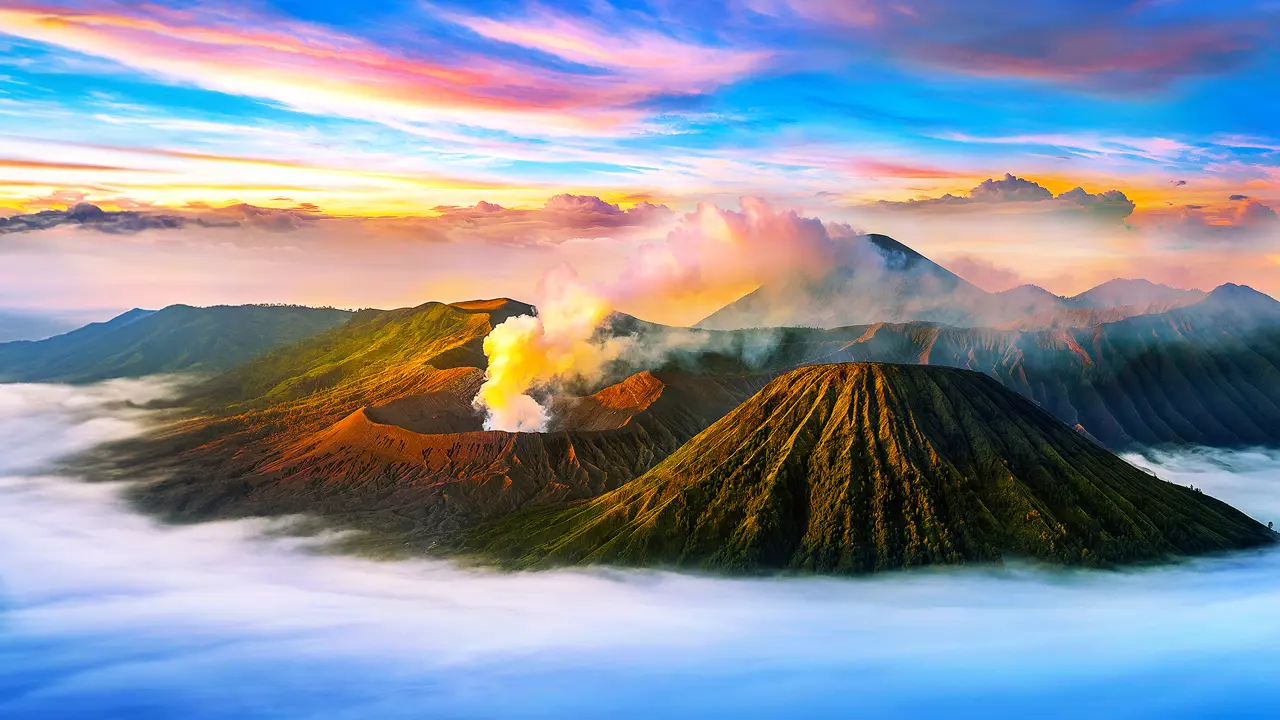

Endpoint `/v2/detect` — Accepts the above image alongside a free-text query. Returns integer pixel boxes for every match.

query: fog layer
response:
[1,380,1279,719]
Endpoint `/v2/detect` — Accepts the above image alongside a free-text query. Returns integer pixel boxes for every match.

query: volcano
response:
[696,234,991,330]
[467,363,1275,573]
[693,234,1213,332]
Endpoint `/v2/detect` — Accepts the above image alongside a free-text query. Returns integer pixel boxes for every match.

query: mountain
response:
[466,364,1275,574]
[122,298,770,543]
[100,286,1280,562]
[193,298,534,412]
[749,284,1280,449]
[1066,278,1206,310]
[696,234,992,330]
[695,235,1205,331]
[0,304,351,383]
[989,284,1067,319]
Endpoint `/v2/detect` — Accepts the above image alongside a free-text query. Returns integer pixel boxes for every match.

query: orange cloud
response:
[852,160,971,179]
[0,158,140,172]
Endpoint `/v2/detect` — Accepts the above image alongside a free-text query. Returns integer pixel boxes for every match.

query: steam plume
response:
[470,197,866,430]
[473,265,630,431]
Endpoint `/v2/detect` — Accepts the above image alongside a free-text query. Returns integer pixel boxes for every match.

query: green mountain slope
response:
[0,304,351,383]
[468,364,1275,574]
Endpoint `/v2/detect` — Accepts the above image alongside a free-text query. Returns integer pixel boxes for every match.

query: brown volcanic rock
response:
[365,390,484,434]
[548,371,666,431]
[131,366,770,541]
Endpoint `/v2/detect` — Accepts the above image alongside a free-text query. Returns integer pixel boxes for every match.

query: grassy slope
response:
[468,363,1275,574]
[0,305,351,383]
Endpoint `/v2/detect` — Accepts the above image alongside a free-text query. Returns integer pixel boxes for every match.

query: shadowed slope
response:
[468,364,1274,574]
[655,284,1280,450]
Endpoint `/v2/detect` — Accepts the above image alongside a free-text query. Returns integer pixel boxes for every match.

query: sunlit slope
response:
[193,299,533,418]
[468,363,1275,573]
[0,304,351,383]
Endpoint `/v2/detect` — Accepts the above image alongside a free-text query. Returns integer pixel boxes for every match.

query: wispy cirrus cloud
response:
[448,9,768,90]
[0,2,759,137]
[748,0,1275,92]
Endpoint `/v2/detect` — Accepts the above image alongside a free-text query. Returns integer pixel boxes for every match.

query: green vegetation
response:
[466,363,1275,574]
[630,283,1280,450]
[0,304,351,383]
[193,300,529,408]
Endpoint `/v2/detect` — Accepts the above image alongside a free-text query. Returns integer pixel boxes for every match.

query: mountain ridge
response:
[695,233,1212,331]
[0,304,351,383]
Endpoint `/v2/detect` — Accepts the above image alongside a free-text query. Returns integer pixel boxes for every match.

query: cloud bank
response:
[876,173,1136,222]
[2,381,1280,718]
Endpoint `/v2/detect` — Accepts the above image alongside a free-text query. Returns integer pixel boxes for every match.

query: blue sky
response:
[0,0,1277,314]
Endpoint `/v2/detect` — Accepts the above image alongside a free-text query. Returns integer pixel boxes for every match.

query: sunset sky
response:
[1,0,1278,323]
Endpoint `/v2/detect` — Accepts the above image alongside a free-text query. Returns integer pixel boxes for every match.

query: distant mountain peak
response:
[696,233,986,330]
[1203,283,1280,313]
[1067,278,1205,310]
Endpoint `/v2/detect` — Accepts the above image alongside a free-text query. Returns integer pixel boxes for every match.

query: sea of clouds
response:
[1,380,1279,719]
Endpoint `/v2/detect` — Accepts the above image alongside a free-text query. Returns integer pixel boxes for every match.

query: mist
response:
[2,381,1279,718]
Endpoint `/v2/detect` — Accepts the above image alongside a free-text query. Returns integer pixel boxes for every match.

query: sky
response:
[0,0,1278,322]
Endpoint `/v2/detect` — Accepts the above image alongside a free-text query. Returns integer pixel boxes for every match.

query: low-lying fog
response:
[2,381,1278,719]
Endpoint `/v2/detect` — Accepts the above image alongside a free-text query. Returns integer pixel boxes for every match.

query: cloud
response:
[943,255,1023,292]
[851,160,972,179]
[190,202,325,233]
[0,194,674,244]
[1230,194,1252,201]
[448,9,767,90]
[1172,180,1188,187]
[1234,199,1280,228]
[2,381,1280,717]
[0,4,760,137]
[1148,198,1279,242]
[0,202,330,236]
[1055,187,1137,221]
[875,174,1134,222]
[781,1,1275,92]
[412,195,674,246]
[969,174,1055,202]
[629,196,851,296]
[0,203,193,235]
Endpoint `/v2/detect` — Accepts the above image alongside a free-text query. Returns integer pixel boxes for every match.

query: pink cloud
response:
[1234,198,1280,228]
[0,3,757,136]
[943,255,1023,292]
[451,10,767,90]
[769,1,1271,91]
